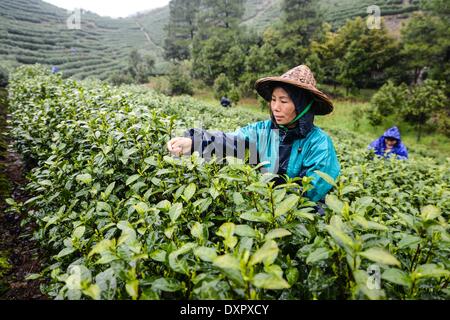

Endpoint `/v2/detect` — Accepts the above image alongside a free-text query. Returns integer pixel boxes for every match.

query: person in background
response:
[220,96,231,108]
[368,126,408,160]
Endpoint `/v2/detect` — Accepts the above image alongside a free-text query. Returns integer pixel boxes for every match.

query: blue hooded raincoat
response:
[368,126,408,160]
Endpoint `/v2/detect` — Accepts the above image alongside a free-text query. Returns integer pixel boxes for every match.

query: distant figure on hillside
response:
[368,126,408,160]
[51,66,60,74]
[220,96,231,108]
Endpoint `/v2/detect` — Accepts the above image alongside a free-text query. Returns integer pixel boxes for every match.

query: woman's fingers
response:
[171,139,185,151]
[167,138,180,154]
[167,137,191,155]
[167,138,176,152]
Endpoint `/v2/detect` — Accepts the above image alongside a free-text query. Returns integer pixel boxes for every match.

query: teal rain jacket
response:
[235,120,340,202]
[187,119,340,202]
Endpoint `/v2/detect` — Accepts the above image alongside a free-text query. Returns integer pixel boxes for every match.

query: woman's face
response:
[271,87,297,125]
[385,138,397,148]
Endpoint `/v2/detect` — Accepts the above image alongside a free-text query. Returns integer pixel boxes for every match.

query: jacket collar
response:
[270,111,314,141]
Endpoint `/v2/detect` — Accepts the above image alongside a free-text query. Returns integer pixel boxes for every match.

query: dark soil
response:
[0,88,48,300]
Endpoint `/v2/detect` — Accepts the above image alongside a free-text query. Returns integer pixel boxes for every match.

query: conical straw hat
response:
[255,65,333,115]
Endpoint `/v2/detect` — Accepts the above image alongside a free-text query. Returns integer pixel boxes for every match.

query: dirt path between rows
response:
[0,88,48,300]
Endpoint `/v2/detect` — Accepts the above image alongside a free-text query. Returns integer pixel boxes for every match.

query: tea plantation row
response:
[7,65,449,300]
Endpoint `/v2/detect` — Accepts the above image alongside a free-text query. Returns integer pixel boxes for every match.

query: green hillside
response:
[0,0,421,80]
[241,0,283,30]
[133,6,170,49]
[241,0,421,31]
[323,0,420,28]
[122,0,422,46]
[0,0,166,79]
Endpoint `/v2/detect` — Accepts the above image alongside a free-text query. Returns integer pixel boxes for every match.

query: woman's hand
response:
[167,137,192,156]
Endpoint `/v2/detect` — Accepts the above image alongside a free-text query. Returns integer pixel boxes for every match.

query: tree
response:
[192,28,255,86]
[307,23,339,86]
[109,72,134,86]
[420,0,450,17]
[213,73,232,100]
[276,0,322,66]
[164,0,200,61]
[127,50,155,84]
[369,79,448,141]
[191,0,249,86]
[240,41,279,96]
[401,13,449,84]
[402,79,447,142]
[368,81,408,126]
[168,62,194,96]
[192,32,229,85]
[213,73,240,105]
[197,0,244,32]
[333,17,399,93]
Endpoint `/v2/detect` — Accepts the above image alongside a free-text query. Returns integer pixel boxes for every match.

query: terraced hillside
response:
[0,0,166,79]
[321,0,420,28]
[133,6,170,49]
[131,0,421,41]
[0,0,421,79]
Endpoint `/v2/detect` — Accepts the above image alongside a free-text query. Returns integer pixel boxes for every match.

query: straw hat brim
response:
[255,77,334,115]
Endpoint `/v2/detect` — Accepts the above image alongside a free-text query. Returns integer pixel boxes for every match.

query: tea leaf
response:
[134,202,149,215]
[420,205,441,221]
[325,224,354,250]
[57,247,75,258]
[183,183,196,202]
[359,247,400,266]
[193,246,217,262]
[168,203,183,223]
[325,195,344,214]
[252,273,290,290]
[213,254,240,270]
[103,182,115,199]
[306,247,330,265]
[265,228,291,240]
[274,194,299,217]
[151,278,182,292]
[76,173,92,184]
[168,243,196,274]
[397,234,421,249]
[314,170,337,188]
[190,222,204,239]
[240,211,272,223]
[414,264,450,279]
[125,279,139,300]
[72,226,85,239]
[88,239,115,258]
[235,225,257,238]
[382,268,412,287]
[83,284,101,300]
[249,240,279,266]
[126,174,140,186]
[233,192,245,206]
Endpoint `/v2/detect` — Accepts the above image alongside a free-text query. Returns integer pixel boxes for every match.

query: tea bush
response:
[7,65,450,300]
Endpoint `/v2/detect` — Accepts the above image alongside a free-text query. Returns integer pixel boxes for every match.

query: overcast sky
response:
[44,0,170,18]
